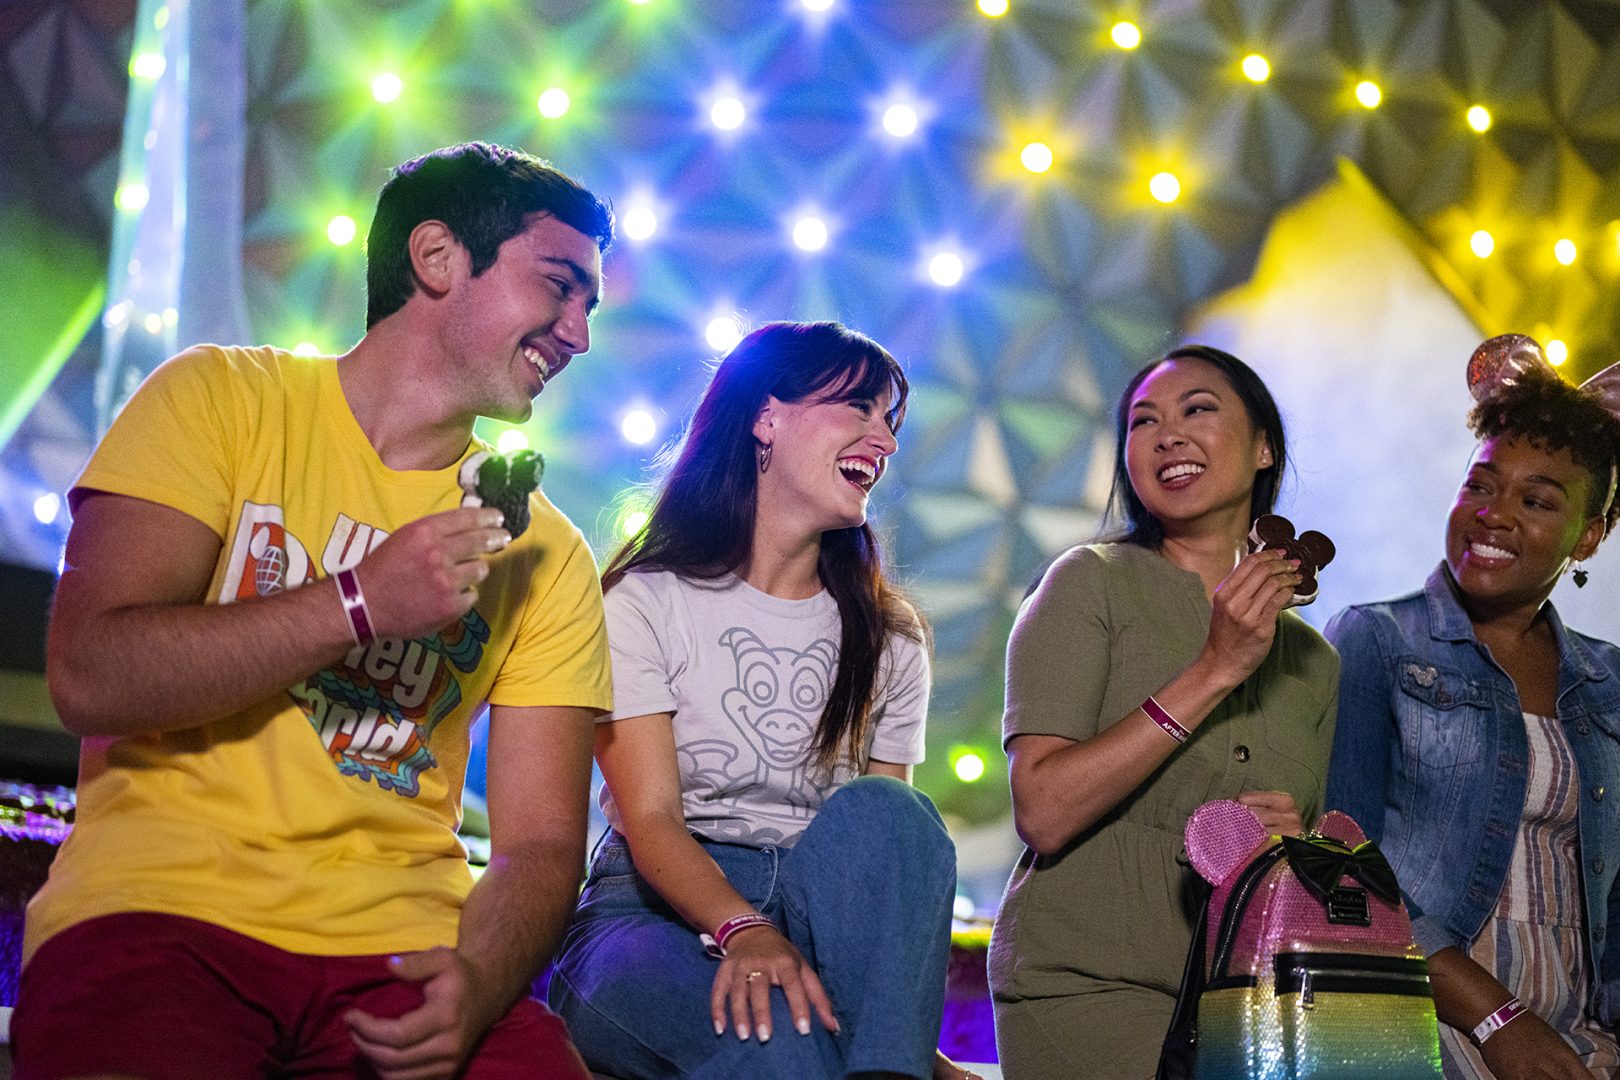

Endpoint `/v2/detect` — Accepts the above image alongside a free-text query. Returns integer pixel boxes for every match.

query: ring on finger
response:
[745,970,765,982]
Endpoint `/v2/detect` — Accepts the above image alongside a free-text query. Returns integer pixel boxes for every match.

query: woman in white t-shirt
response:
[547,321,967,1080]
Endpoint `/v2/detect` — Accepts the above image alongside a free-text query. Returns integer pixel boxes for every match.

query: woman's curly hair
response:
[1468,367,1620,534]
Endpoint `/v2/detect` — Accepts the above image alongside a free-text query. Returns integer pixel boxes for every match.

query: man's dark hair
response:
[365,142,614,328]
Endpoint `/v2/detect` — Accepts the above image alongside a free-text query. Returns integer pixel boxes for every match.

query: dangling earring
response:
[758,443,772,474]
[1572,562,1589,589]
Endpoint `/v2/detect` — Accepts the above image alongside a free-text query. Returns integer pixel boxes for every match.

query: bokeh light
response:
[928,251,965,287]
[953,894,977,919]
[496,429,530,453]
[292,342,321,356]
[370,73,403,104]
[537,88,571,119]
[143,313,163,334]
[1111,22,1142,49]
[115,183,149,212]
[792,215,829,251]
[1466,105,1492,132]
[1241,54,1270,83]
[801,0,834,10]
[33,492,60,525]
[1469,230,1494,258]
[882,104,919,138]
[130,52,166,80]
[710,96,746,130]
[1554,238,1577,265]
[1546,339,1569,366]
[621,409,657,445]
[953,750,987,783]
[977,0,1009,16]
[706,315,744,351]
[1149,172,1181,203]
[326,215,357,246]
[1020,142,1055,173]
[1355,80,1382,109]
[621,205,659,242]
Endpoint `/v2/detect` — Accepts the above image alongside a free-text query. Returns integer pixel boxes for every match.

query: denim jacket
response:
[1324,563,1620,1024]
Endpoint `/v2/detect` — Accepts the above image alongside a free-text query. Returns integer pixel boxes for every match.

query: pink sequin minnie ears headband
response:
[1467,333,1620,526]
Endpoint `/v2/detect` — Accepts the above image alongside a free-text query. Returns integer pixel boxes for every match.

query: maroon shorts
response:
[12,912,590,1080]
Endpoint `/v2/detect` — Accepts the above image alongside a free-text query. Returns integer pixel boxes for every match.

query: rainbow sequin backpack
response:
[1159,799,1443,1080]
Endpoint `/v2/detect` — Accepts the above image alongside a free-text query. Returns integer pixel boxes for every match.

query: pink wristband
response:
[1472,996,1527,1045]
[1142,696,1190,744]
[701,912,775,959]
[335,568,376,648]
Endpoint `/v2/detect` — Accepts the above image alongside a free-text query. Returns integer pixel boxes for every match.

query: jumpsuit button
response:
[1233,745,1250,763]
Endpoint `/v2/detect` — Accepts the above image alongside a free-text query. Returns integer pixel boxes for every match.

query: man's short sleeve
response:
[72,346,239,536]
[486,520,613,713]
[600,571,679,722]
[1002,546,1114,747]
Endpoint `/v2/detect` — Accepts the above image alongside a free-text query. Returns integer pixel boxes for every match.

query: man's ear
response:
[407,220,461,297]
[752,397,779,446]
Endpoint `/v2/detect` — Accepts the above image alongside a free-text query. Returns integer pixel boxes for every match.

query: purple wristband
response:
[701,912,775,959]
[1142,695,1190,744]
[1472,996,1527,1044]
[335,568,376,648]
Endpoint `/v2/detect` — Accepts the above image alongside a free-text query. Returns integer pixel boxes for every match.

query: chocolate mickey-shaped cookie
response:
[1247,514,1335,608]
[458,449,544,540]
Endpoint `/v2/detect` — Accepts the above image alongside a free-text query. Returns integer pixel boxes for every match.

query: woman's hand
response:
[1199,550,1300,687]
[1478,1010,1592,1079]
[1237,790,1303,836]
[710,925,839,1043]
[933,1049,984,1080]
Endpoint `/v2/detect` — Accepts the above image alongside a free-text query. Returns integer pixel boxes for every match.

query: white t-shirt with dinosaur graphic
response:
[599,569,929,847]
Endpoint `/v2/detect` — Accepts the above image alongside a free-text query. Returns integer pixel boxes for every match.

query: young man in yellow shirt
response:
[15,143,614,1080]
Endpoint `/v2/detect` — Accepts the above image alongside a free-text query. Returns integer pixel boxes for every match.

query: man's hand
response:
[357,507,511,642]
[346,947,503,1080]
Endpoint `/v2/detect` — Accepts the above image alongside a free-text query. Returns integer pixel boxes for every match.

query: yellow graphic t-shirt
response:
[24,344,612,961]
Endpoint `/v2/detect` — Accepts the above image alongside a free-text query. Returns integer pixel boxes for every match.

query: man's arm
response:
[48,492,510,736]
[346,703,596,1079]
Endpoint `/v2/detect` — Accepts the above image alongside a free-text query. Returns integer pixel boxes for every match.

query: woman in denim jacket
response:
[1325,338,1620,1080]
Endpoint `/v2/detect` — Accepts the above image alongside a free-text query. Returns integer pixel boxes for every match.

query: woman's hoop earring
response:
[758,443,772,474]
[1573,562,1589,589]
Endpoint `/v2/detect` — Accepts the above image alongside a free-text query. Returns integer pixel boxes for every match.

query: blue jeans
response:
[547,776,956,1079]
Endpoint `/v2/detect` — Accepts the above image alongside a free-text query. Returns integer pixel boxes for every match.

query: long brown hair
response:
[603,321,922,772]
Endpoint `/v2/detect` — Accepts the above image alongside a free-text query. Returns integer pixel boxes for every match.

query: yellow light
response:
[537,88,570,119]
[620,508,650,538]
[153,5,169,29]
[496,429,530,453]
[1546,339,1568,366]
[371,73,403,104]
[1355,80,1382,109]
[292,342,322,357]
[1020,141,1055,173]
[115,183,150,212]
[1469,230,1494,258]
[1240,54,1270,83]
[1111,21,1142,49]
[129,52,166,80]
[1149,171,1181,204]
[143,313,164,334]
[1554,238,1577,265]
[1466,105,1491,133]
[977,0,1009,15]
[953,751,987,783]
[327,215,357,246]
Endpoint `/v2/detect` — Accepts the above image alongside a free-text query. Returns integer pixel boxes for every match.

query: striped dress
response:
[1439,713,1620,1078]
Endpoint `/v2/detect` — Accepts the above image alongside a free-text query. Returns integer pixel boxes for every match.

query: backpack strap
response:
[1156,876,1211,1080]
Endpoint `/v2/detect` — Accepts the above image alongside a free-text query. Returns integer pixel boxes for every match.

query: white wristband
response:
[1472,996,1527,1045]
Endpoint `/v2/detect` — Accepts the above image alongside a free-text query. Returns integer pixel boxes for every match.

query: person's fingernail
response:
[797,1018,811,1035]
[759,1025,771,1042]
[737,1024,749,1041]
[714,1019,725,1036]
[489,531,510,550]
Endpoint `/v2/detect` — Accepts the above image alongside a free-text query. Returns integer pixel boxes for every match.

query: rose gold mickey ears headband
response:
[1467,333,1620,525]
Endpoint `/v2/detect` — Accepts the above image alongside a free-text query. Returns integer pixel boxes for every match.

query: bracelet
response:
[334,568,376,648]
[700,912,776,959]
[1472,997,1527,1045]
[1142,696,1190,744]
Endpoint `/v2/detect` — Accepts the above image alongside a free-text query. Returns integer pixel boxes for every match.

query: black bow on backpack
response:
[1280,835,1400,906]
